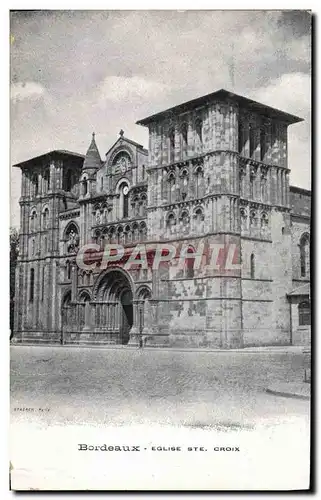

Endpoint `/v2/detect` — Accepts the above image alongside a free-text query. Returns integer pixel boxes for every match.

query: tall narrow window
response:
[43,169,50,193]
[65,170,72,191]
[300,234,310,278]
[44,236,47,254]
[181,123,188,156]
[41,267,45,301]
[32,174,39,197]
[238,121,244,154]
[186,246,195,278]
[31,239,35,256]
[195,119,202,144]
[43,208,49,229]
[169,129,175,163]
[29,268,35,302]
[142,164,145,180]
[250,253,255,279]
[195,167,204,198]
[83,178,88,196]
[249,126,256,158]
[260,128,266,162]
[120,184,129,218]
[101,176,104,191]
[67,261,71,280]
[168,173,175,203]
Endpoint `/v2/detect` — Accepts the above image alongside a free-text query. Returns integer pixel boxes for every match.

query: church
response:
[12,88,311,348]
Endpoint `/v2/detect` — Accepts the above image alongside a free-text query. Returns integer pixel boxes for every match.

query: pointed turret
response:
[82,132,101,173]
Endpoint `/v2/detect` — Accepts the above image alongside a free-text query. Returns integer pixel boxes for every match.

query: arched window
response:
[139,222,147,242]
[166,213,176,234]
[194,207,204,225]
[132,196,139,217]
[140,195,147,217]
[298,301,311,326]
[250,253,255,279]
[118,183,129,219]
[300,234,310,278]
[31,238,35,256]
[169,128,175,164]
[109,227,115,244]
[30,210,37,232]
[66,261,71,280]
[195,119,202,144]
[124,225,131,244]
[249,125,256,158]
[238,121,244,154]
[185,246,195,278]
[181,169,189,200]
[32,174,39,197]
[29,268,35,302]
[195,167,204,198]
[43,169,50,193]
[117,226,123,244]
[43,207,49,229]
[64,169,72,192]
[82,177,88,196]
[132,223,139,242]
[260,128,266,162]
[168,173,176,203]
[181,123,188,156]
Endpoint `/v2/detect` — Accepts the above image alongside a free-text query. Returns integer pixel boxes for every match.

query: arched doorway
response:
[94,269,134,345]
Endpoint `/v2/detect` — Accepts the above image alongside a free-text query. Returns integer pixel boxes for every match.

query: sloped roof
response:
[13,150,84,168]
[287,283,310,297]
[136,88,303,126]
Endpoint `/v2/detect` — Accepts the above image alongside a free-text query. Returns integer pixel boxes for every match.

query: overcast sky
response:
[10,10,311,227]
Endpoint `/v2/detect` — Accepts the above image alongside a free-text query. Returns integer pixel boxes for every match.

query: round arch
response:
[92,266,135,301]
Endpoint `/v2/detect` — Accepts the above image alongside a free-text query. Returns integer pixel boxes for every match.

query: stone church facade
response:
[12,89,311,348]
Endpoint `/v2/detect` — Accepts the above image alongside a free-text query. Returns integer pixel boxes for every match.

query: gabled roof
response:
[136,88,303,126]
[105,135,148,157]
[13,150,84,168]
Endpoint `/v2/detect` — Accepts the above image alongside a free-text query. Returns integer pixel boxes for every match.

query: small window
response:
[250,253,255,279]
[260,128,266,162]
[142,164,145,180]
[298,302,311,326]
[282,227,285,235]
[101,176,104,191]
[83,178,88,196]
[238,121,244,154]
[169,129,175,163]
[29,268,35,302]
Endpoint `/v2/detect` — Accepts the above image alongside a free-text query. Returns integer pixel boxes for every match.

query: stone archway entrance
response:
[94,269,133,345]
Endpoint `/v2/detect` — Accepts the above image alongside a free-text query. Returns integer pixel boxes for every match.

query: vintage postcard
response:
[10,9,311,491]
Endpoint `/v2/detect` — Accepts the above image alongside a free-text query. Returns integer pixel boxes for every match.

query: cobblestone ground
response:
[10,346,310,429]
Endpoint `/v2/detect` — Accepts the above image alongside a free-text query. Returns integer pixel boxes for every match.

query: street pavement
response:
[10,345,310,429]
